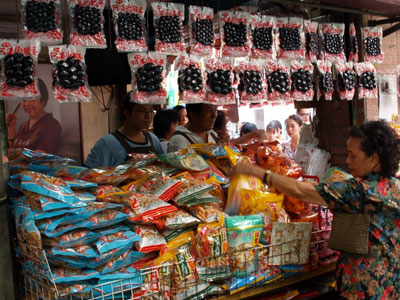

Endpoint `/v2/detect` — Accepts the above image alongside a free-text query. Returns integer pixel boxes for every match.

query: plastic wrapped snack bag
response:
[290,60,314,101]
[335,62,356,101]
[22,0,63,45]
[304,20,319,62]
[276,17,305,60]
[348,23,358,62]
[250,15,276,60]
[0,39,41,101]
[355,62,378,99]
[320,22,346,63]
[266,59,292,102]
[362,26,384,64]
[316,60,333,101]
[189,5,215,58]
[48,45,92,102]
[236,58,267,103]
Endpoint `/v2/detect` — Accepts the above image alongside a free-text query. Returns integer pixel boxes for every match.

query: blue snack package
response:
[48,245,99,258]
[64,179,98,189]
[97,266,139,281]
[20,171,79,205]
[95,229,140,254]
[51,268,99,284]
[87,246,132,269]
[47,254,90,269]
[74,191,96,202]
[38,195,88,211]
[49,165,88,178]
[42,230,101,248]
[98,249,147,274]
[94,225,130,235]
[34,207,87,221]
[91,278,141,299]
[13,205,43,251]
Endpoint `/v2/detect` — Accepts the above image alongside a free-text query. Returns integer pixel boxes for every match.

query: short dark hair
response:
[173,105,186,113]
[240,122,258,136]
[121,91,138,121]
[213,110,227,131]
[286,114,303,127]
[348,120,400,177]
[267,120,282,130]
[185,103,204,122]
[153,109,180,139]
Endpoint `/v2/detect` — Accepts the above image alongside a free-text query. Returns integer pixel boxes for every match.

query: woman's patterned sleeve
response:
[314,178,361,212]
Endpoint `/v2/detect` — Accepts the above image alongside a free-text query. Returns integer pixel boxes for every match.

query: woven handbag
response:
[328,185,370,254]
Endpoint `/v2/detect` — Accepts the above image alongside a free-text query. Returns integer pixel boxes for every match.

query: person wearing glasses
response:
[296,108,311,124]
[85,92,163,168]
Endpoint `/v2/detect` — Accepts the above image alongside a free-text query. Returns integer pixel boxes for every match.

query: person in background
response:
[282,114,303,159]
[296,108,311,124]
[173,105,188,126]
[232,120,400,300]
[85,91,163,168]
[153,109,180,153]
[265,120,283,143]
[168,103,219,152]
[240,122,258,136]
[6,78,62,155]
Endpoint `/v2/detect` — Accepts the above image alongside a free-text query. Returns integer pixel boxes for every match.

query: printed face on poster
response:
[5,63,82,164]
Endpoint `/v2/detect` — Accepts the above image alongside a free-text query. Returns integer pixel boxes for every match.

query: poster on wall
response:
[4,64,82,164]
[378,74,398,121]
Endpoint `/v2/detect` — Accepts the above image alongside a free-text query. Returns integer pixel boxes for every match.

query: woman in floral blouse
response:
[233,120,400,300]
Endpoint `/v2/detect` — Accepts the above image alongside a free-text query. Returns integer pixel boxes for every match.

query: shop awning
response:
[318,0,400,16]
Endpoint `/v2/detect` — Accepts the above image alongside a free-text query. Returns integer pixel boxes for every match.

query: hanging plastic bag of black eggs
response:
[69,0,106,48]
[152,2,185,55]
[276,17,306,60]
[0,39,41,101]
[348,23,358,62]
[235,58,267,103]
[48,45,92,102]
[362,27,384,64]
[205,58,236,105]
[316,60,334,101]
[320,23,346,63]
[127,52,168,104]
[111,0,147,53]
[174,55,205,104]
[189,5,216,58]
[219,10,251,58]
[290,60,314,101]
[335,62,356,101]
[250,15,276,60]
[22,0,63,45]
[304,20,319,62]
[266,60,292,102]
[355,62,378,99]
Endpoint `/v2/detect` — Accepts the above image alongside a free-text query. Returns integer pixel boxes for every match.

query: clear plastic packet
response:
[186,203,225,223]
[132,225,167,253]
[250,15,276,60]
[152,2,185,55]
[80,164,145,185]
[134,174,183,202]
[172,177,216,206]
[95,185,122,197]
[236,58,267,103]
[320,22,346,63]
[205,58,236,105]
[22,0,63,45]
[158,148,209,171]
[128,52,168,104]
[111,0,146,53]
[266,60,292,102]
[97,248,146,274]
[304,20,319,62]
[95,228,140,254]
[276,17,305,60]
[316,60,333,101]
[189,5,215,58]
[362,26,384,63]
[219,10,251,57]
[52,268,99,284]
[48,45,92,102]
[348,23,358,62]
[0,39,41,100]
[290,60,314,101]
[49,165,88,178]
[64,179,97,189]
[355,62,378,99]
[42,229,101,248]
[126,153,158,168]
[69,0,106,48]
[174,54,205,104]
[335,62,356,100]
[158,209,200,230]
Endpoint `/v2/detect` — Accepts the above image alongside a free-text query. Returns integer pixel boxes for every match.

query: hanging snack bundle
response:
[205,58,236,105]
[236,59,267,103]
[290,60,314,101]
[316,60,334,101]
[175,55,205,104]
[250,15,275,60]
[69,0,106,48]
[152,2,185,55]
[219,10,251,57]
[0,39,41,101]
[335,62,356,101]
[111,0,146,53]
[128,52,168,104]
[48,45,92,103]
[266,60,292,102]
[355,62,378,99]
[189,5,215,58]
[362,26,384,63]
[304,20,319,62]
[348,23,358,62]
[22,0,63,45]
[276,17,305,60]
[320,23,346,62]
